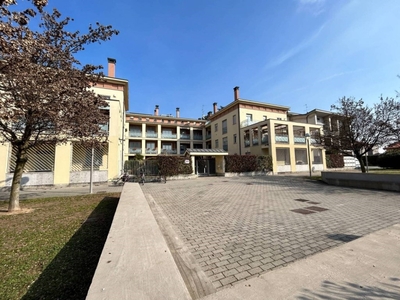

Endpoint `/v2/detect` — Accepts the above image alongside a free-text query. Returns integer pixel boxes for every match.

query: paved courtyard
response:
[141,176,400,290]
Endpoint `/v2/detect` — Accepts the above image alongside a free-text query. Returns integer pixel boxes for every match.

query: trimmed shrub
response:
[377,151,400,169]
[226,154,272,173]
[157,156,192,176]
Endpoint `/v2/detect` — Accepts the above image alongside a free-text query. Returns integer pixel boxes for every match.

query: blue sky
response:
[41,0,400,118]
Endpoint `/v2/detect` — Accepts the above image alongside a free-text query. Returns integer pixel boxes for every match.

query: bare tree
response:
[322,97,400,173]
[0,1,119,211]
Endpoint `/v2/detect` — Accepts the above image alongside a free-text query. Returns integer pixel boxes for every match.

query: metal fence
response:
[71,142,108,172]
[9,143,55,172]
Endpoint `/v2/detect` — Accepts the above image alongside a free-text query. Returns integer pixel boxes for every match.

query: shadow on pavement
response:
[21,196,119,300]
[298,278,400,300]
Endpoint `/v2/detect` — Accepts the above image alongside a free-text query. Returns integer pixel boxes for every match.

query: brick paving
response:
[142,176,400,290]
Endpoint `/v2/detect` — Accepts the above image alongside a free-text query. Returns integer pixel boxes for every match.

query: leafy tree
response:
[0,0,119,211]
[322,97,400,173]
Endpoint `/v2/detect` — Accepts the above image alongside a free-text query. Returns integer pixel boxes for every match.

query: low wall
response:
[5,172,54,187]
[69,170,108,184]
[321,172,400,192]
[86,183,191,300]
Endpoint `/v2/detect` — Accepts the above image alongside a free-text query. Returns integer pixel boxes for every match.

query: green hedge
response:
[157,156,192,176]
[377,151,400,169]
[225,155,272,173]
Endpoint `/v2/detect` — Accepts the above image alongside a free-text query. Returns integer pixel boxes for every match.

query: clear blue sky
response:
[45,0,399,118]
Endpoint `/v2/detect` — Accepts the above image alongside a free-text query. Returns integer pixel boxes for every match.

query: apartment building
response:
[125,107,207,160]
[0,58,128,188]
[125,86,326,175]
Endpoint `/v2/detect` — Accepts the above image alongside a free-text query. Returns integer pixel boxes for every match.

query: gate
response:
[195,157,216,175]
[124,159,160,181]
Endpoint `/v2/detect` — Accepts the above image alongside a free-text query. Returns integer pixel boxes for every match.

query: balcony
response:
[275,135,289,143]
[206,133,211,140]
[180,133,190,140]
[262,135,269,145]
[193,134,203,140]
[129,148,142,154]
[240,119,261,128]
[252,138,259,146]
[129,131,142,137]
[294,136,306,144]
[162,149,177,154]
[244,140,250,147]
[161,133,177,139]
[145,148,158,154]
[146,132,158,138]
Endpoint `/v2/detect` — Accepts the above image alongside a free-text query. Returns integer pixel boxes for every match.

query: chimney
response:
[213,102,218,114]
[176,107,180,118]
[234,86,240,101]
[207,111,212,118]
[154,105,159,116]
[107,58,116,77]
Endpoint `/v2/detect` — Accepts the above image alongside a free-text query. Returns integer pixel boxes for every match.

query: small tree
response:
[322,97,400,173]
[0,1,119,211]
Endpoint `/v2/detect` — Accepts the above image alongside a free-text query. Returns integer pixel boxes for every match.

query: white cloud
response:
[265,24,325,69]
[296,0,326,15]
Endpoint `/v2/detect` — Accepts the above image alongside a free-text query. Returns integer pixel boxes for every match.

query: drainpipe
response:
[237,106,241,155]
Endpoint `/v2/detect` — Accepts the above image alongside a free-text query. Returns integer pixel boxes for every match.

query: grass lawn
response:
[368,169,400,174]
[0,193,120,300]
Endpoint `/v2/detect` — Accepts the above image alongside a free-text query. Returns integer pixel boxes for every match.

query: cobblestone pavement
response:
[142,176,400,290]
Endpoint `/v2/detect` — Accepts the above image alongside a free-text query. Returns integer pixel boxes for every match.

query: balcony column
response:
[190,127,194,148]
[157,124,161,154]
[141,123,146,138]
[176,125,180,155]
[269,120,278,174]
[287,123,296,172]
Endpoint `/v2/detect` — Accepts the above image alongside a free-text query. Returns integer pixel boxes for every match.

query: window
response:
[223,137,228,151]
[214,123,218,132]
[233,134,237,144]
[233,114,237,125]
[215,139,219,148]
[246,114,253,122]
[222,119,227,134]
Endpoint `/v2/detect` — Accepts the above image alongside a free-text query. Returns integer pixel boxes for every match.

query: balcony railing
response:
[162,149,177,154]
[161,133,177,139]
[129,131,142,137]
[145,149,158,154]
[244,140,250,147]
[129,148,142,154]
[146,132,158,138]
[193,134,203,140]
[240,119,261,128]
[180,133,190,140]
[206,134,211,140]
[294,136,306,144]
[275,135,289,143]
[262,135,269,145]
[252,139,259,146]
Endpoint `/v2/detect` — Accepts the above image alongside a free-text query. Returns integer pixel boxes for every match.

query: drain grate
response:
[294,199,309,202]
[305,206,329,212]
[291,208,316,214]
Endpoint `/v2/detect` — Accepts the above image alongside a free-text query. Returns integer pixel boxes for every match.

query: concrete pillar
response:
[54,142,72,185]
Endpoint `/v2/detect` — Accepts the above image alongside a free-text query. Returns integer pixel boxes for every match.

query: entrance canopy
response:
[184,148,228,156]
[184,149,228,175]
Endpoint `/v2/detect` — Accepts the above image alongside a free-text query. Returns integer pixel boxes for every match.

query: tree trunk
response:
[356,155,366,173]
[8,150,28,212]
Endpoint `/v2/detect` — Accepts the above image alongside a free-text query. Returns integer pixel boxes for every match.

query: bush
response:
[225,154,272,173]
[326,154,344,168]
[157,156,192,176]
[362,155,379,166]
[377,151,400,169]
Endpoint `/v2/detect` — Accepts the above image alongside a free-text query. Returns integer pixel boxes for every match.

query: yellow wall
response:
[53,143,72,185]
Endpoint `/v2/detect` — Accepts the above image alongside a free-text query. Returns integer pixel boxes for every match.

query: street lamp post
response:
[305,133,312,177]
